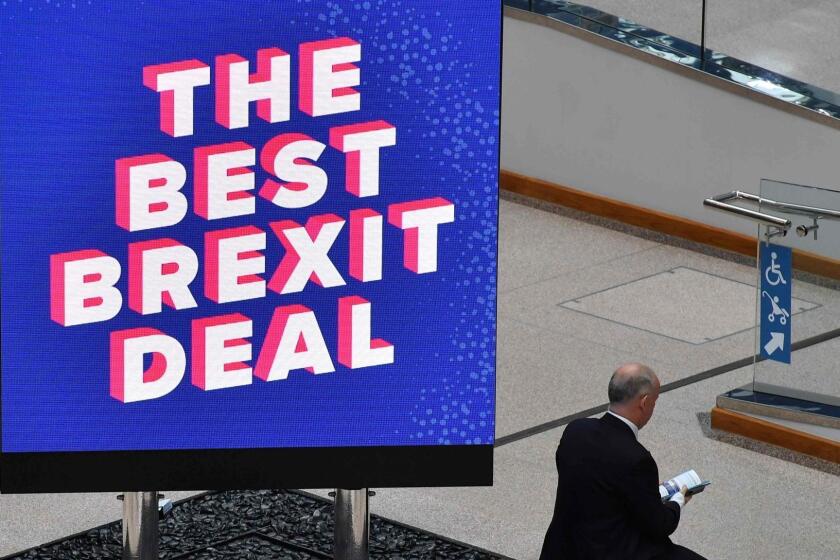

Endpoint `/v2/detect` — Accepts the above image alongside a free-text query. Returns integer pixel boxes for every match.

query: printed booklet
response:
[659,470,710,502]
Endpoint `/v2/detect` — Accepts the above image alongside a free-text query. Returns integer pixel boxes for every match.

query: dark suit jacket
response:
[539,413,681,560]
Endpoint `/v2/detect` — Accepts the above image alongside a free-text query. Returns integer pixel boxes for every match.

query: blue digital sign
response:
[0,0,499,490]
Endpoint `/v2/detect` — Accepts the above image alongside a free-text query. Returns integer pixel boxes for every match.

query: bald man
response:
[539,364,706,560]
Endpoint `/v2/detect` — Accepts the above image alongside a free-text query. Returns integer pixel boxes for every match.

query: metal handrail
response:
[505,1,840,125]
[703,192,791,228]
[727,191,840,219]
[703,190,840,228]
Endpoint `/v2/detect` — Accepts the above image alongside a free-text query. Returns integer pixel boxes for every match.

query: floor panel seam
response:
[494,326,840,447]
[497,244,663,295]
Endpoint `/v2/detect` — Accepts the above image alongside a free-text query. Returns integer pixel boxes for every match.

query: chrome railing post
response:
[700,0,707,66]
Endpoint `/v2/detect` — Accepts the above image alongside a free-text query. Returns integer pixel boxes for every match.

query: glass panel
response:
[708,1,840,95]
[555,0,704,46]
[754,179,840,407]
[503,0,531,10]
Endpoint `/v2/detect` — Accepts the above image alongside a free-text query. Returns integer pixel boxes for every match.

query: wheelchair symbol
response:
[764,251,787,286]
[762,291,789,325]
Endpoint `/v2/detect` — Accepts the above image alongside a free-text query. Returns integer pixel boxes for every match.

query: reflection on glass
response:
[564,0,703,45]
[503,0,840,118]
[505,0,531,10]
[707,0,840,96]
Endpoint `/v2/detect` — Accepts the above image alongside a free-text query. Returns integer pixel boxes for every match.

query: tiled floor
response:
[340,366,839,560]
[560,267,818,344]
[2,198,839,559]
[361,199,840,559]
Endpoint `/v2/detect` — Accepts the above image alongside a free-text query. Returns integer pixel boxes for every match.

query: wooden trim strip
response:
[710,406,840,464]
[500,169,840,281]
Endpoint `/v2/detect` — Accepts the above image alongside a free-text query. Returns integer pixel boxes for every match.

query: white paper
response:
[659,469,702,499]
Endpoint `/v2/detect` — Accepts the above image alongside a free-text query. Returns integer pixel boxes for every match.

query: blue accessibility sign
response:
[759,243,792,363]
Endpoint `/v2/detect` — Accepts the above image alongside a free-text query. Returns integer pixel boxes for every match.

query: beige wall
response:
[501,13,840,259]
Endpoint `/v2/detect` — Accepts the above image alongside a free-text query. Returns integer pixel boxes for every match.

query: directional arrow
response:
[764,332,785,356]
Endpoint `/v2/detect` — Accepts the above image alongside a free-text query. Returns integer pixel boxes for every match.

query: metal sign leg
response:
[122,491,159,560]
[334,488,369,560]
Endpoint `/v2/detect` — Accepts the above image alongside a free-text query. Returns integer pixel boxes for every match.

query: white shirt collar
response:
[607,410,639,440]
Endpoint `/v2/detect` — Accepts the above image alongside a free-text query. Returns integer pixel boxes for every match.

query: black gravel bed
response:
[4,490,510,560]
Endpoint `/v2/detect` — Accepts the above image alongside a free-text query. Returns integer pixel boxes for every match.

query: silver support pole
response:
[122,491,159,560]
[700,0,707,65]
[334,488,369,560]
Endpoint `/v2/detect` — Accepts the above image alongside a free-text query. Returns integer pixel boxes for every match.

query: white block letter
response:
[254,305,335,381]
[50,250,123,327]
[215,48,290,129]
[329,120,396,197]
[194,142,256,220]
[143,60,211,137]
[205,226,266,304]
[388,197,455,274]
[116,154,188,232]
[259,133,328,208]
[192,313,253,391]
[128,239,199,315]
[110,328,185,403]
[300,37,361,117]
[349,209,382,282]
[338,296,394,369]
[268,214,345,294]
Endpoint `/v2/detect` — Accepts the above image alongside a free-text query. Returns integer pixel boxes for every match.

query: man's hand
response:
[680,485,692,506]
[668,486,689,508]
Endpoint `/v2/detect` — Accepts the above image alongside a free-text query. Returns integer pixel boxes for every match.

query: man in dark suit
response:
[539,363,706,560]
